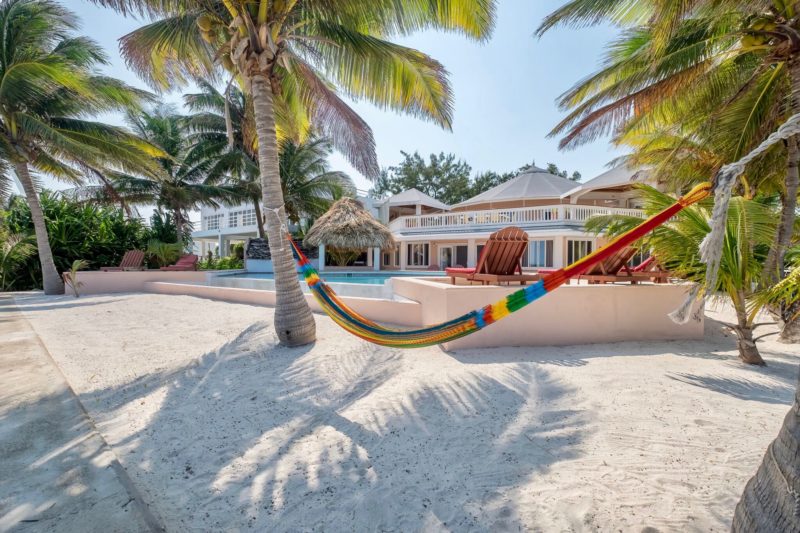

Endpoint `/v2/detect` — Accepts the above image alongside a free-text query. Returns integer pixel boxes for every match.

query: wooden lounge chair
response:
[160,254,198,271]
[445,227,539,285]
[100,250,146,271]
[578,248,670,284]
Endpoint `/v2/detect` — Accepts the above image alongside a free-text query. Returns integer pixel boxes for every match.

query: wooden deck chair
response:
[160,254,198,271]
[445,227,539,285]
[100,250,146,271]
[579,248,669,284]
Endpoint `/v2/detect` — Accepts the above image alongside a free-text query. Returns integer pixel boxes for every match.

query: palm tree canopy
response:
[87,0,496,178]
[108,106,241,219]
[0,0,160,198]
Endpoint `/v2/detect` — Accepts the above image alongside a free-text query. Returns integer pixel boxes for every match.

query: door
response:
[439,246,454,269]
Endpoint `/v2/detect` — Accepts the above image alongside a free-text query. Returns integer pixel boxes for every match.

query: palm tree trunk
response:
[252,197,265,239]
[174,209,184,246]
[15,162,63,295]
[734,290,765,366]
[250,72,315,346]
[732,369,800,532]
[764,58,800,340]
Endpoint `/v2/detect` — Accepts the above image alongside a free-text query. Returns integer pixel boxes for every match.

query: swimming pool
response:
[223,271,445,285]
[209,270,445,299]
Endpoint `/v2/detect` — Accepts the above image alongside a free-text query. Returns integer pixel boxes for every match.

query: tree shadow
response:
[0,388,151,532]
[667,368,798,405]
[67,324,586,531]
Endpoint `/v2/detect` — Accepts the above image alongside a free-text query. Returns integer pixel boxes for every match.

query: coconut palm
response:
[587,186,777,365]
[109,106,241,244]
[184,82,353,234]
[92,0,495,345]
[279,137,353,226]
[0,0,156,294]
[183,80,265,236]
[539,0,800,333]
[0,233,35,291]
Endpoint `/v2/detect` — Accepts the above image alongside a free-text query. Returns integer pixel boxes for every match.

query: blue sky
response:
[62,0,624,195]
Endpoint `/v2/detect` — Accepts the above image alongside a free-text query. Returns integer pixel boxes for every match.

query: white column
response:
[373,247,381,271]
[318,244,325,271]
[400,242,407,271]
[415,203,422,215]
[217,234,225,257]
[553,237,565,268]
[467,239,477,267]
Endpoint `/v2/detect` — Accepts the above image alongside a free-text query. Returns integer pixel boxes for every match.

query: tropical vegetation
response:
[3,191,153,290]
[370,152,581,204]
[588,186,777,365]
[0,0,159,294]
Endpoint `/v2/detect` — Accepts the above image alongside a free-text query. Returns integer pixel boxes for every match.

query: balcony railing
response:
[388,205,644,232]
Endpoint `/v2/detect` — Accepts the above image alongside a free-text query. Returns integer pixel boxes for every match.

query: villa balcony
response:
[388,204,645,235]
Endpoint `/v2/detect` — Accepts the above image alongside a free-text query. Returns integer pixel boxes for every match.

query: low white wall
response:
[392,278,704,350]
[143,282,423,327]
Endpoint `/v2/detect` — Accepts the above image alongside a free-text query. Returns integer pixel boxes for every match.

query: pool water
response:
[223,271,445,285]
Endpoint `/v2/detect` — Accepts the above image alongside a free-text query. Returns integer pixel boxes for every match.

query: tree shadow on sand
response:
[75,324,587,531]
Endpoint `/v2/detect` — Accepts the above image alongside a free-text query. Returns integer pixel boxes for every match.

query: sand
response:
[13,292,800,532]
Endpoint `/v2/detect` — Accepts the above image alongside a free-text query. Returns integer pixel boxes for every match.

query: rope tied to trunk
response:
[670,113,800,324]
[265,205,289,252]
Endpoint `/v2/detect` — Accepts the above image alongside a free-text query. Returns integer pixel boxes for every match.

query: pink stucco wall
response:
[73,271,703,349]
[392,278,704,350]
[73,271,209,295]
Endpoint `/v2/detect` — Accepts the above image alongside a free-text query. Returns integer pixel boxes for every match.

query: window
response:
[524,239,554,268]
[407,243,429,266]
[383,252,391,266]
[205,214,223,230]
[567,239,593,264]
[229,211,239,228]
[241,209,257,226]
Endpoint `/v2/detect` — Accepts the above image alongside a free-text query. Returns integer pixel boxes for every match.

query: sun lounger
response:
[579,249,670,284]
[100,250,145,271]
[160,254,198,271]
[445,227,539,285]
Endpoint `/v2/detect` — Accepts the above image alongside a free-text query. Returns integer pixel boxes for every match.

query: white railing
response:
[389,205,644,232]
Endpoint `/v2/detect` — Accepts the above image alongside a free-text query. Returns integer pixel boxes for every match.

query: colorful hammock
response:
[290,183,712,348]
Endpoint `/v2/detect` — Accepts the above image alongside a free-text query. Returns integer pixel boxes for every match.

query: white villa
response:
[191,165,651,271]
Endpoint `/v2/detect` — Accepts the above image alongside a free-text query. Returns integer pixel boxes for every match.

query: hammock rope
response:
[288,182,712,348]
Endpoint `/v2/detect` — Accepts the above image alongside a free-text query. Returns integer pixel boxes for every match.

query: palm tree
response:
[109,106,240,243]
[539,0,800,334]
[184,80,264,236]
[0,0,156,294]
[92,0,495,345]
[279,137,353,226]
[0,233,35,291]
[184,82,354,235]
[587,186,777,365]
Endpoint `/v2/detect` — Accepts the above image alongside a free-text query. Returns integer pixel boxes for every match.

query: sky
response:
[50,0,624,199]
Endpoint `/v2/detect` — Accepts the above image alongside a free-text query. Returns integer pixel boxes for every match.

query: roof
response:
[453,166,577,209]
[304,198,395,249]
[383,188,450,211]
[561,165,651,198]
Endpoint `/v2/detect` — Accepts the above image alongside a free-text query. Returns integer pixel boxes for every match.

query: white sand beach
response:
[13,292,800,532]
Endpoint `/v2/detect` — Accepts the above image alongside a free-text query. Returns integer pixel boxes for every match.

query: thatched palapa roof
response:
[304,198,395,249]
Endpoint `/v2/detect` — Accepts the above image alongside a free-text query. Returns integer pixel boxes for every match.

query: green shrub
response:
[146,240,184,268]
[198,256,244,270]
[3,192,152,290]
